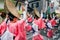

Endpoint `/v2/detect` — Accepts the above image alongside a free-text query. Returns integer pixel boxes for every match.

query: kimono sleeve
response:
[38,18,46,29]
[25,23,32,32]
[16,19,26,40]
[0,21,7,35]
[32,34,44,40]
[47,30,53,38]
[50,19,56,27]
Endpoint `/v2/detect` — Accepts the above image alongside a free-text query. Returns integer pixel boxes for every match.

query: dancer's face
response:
[13,17,18,23]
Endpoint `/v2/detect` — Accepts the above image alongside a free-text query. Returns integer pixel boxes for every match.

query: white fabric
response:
[21,1,28,20]
[32,22,39,37]
[25,1,28,5]
[33,32,38,37]
[22,11,27,20]
[50,7,55,13]
[1,28,13,40]
[22,1,28,20]
[25,1,28,12]
[47,22,53,29]
[32,22,38,32]
[41,10,43,18]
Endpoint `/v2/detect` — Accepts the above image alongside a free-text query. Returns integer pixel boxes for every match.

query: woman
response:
[0,12,8,40]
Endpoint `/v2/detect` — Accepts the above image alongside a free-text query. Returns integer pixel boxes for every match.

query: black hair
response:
[8,12,17,21]
[48,15,52,20]
[34,14,39,20]
[1,12,6,19]
[55,16,58,20]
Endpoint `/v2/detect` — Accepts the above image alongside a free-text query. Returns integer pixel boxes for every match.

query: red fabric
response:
[0,21,7,35]
[47,30,53,38]
[8,22,18,36]
[15,35,20,40]
[0,25,1,35]
[16,19,26,40]
[32,34,44,40]
[28,17,32,22]
[15,34,26,40]
[50,19,56,27]
[34,19,39,26]
[38,18,46,29]
[25,23,32,31]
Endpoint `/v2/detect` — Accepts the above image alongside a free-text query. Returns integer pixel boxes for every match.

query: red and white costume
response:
[47,30,53,38]
[38,18,46,30]
[32,33,44,40]
[0,21,7,36]
[50,18,56,27]
[15,19,32,40]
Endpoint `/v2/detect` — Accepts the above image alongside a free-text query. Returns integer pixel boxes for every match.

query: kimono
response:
[32,33,44,40]
[32,19,39,32]
[46,20,54,38]
[1,20,19,40]
[8,22,18,37]
[15,19,27,40]
[47,30,53,38]
[1,19,26,40]
[33,19,39,25]
[32,19,44,40]
[0,21,7,36]
[27,16,33,23]
[50,19,56,27]
[32,22,38,32]
[1,28,13,40]
[25,23,32,32]
[38,18,46,30]
[46,21,53,29]
[0,20,13,40]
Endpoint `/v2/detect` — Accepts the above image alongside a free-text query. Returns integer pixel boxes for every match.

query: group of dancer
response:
[0,0,60,40]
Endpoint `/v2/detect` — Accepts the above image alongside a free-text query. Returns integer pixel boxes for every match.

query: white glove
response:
[22,11,27,20]
[25,1,28,5]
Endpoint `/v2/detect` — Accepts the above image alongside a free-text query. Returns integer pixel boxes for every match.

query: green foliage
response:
[0,8,4,12]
